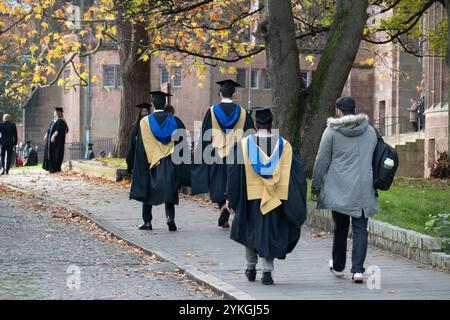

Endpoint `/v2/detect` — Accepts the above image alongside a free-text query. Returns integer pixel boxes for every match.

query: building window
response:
[160,67,182,88]
[172,67,182,88]
[63,69,70,94]
[103,65,121,88]
[251,70,259,89]
[160,67,169,86]
[427,139,436,169]
[263,69,271,90]
[115,66,122,87]
[236,68,246,88]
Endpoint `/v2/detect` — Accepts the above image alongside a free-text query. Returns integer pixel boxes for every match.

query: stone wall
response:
[306,205,449,272]
[89,51,123,141]
[424,105,449,177]
[24,86,62,146]
[395,139,425,178]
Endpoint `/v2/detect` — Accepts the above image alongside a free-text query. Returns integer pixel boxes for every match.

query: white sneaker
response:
[352,273,364,283]
[329,259,344,278]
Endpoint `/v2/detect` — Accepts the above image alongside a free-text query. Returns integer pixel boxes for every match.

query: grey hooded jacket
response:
[311,114,379,218]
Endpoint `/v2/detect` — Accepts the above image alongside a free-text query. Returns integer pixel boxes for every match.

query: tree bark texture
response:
[113,3,151,157]
[299,0,369,176]
[445,0,450,161]
[262,0,302,136]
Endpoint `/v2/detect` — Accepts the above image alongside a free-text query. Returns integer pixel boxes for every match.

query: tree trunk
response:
[299,0,369,176]
[446,0,450,161]
[261,0,301,137]
[113,3,151,158]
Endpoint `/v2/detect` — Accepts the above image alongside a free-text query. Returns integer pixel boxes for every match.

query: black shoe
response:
[138,222,152,230]
[167,219,177,231]
[218,208,230,227]
[245,268,256,282]
[261,272,274,285]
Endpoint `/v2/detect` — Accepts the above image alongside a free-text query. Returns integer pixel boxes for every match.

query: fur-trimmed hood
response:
[327,113,369,137]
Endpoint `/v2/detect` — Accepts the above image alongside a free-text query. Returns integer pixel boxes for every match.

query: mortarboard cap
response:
[216,79,241,96]
[249,105,277,125]
[149,91,172,99]
[88,143,94,146]
[136,102,151,109]
[55,107,64,112]
[149,91,172,108]
[26,140,32,144]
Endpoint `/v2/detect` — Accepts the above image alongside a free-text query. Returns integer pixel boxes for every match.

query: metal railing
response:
[372,117,424,137]
[11,139,116,167]
[65,139,116,160]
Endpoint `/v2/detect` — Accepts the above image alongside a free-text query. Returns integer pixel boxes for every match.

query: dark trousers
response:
[1,145,14,174]
[411,122,418,132]
[332,211,368,274]
[142,203,175,223]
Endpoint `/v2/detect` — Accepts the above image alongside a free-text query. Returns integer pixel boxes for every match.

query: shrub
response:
[430,151,450,179]
[425,212,450,254]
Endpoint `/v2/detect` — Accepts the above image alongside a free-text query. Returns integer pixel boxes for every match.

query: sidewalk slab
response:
[2,172,450,300]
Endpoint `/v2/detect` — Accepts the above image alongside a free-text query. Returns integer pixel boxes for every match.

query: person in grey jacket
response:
[311,96,378,284]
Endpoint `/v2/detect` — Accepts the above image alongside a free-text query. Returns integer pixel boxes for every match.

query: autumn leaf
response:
[227,66,237,74]
[57,79,65,87]
[30,45,39,55]
[305,55,314,63]
[360,57,374,66]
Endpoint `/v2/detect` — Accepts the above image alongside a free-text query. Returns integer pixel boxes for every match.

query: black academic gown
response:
[227,137,307,259]
[43,119,68,173]
[25,149,38,166]
[129,111,189,206]
[126,119,140,174]
[191,103,255,204]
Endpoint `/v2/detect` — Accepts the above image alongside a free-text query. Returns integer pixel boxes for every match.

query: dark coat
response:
[42,118,68,172]
[126,119,140,174]
[129,112,190,205]
[191,103,255,204]
[25,149,38,166]
[227,140,307,259]
[0,121,18,146]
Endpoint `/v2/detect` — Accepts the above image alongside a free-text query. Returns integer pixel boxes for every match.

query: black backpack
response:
[372,127,399,191]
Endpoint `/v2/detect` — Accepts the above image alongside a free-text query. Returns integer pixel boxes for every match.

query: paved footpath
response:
[1,170,449,300]
[0,180,219,300]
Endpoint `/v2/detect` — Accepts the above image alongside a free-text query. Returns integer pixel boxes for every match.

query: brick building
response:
[20,4,448,177]
[21,50,318,153]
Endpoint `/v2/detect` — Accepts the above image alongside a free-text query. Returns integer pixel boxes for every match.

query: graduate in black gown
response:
[226,106,307,285]
[130,91,189,231]
[43,107,69,173]
[191,79,255,228]
[24,141,38,166]
[126,103,151,174]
